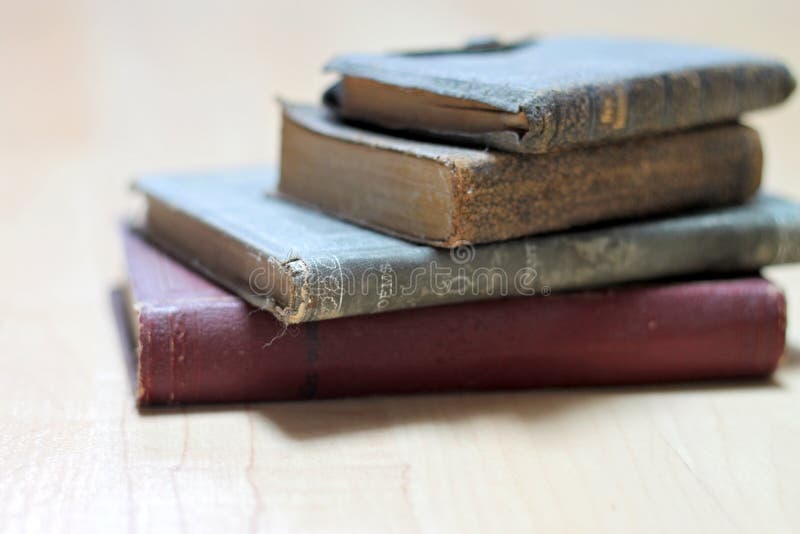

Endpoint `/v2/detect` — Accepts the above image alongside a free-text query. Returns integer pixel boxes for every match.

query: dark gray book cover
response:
[136,168,800,323]
[325,36,795,153]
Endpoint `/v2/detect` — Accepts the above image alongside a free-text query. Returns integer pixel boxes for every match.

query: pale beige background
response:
[1,1,800,532]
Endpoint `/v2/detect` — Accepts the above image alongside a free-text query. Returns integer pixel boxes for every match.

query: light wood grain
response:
[1,1,800,532]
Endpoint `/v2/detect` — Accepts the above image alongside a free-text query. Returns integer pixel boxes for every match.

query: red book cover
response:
[119,229,786,405]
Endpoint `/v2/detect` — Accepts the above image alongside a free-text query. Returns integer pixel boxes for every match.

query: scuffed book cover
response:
[325,36,795,153]
[134,167,800,323]
[122,228,786,405]
[280,103,762,246]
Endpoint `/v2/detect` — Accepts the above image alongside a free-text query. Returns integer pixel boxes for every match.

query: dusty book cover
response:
[135,168,800,323]
[121,228,786,405]
[280,103,762,246]
[325,36,795,153]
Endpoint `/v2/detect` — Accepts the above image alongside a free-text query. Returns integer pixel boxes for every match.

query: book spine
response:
[137,278,785,405]
[309,199,800,321]
[136,299,309,405]
[523,63,796,153]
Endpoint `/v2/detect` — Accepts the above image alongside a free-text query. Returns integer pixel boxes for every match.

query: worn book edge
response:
[137,195,314,324]
[281,103,763,246]
[120,226,788,405]
[134,169,800,325]
[325,37,796,153]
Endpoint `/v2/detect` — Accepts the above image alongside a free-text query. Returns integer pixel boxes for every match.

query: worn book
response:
[280,103,762,246]
[324,36,795,153]
[134,167,800,324]
[121,228,786,405]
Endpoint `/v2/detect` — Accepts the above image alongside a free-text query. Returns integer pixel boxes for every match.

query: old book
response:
[135,167,800,324]
[280,103,762,246]
[324,36,795,153]
[121,228,786,405]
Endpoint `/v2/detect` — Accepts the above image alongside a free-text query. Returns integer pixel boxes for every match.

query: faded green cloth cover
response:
[136,168,800,323]
[325,36,795,153]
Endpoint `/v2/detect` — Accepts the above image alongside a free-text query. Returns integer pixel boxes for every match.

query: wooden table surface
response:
[2,1,800,532]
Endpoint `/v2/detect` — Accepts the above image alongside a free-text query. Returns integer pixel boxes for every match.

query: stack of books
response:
[122,36,800,405]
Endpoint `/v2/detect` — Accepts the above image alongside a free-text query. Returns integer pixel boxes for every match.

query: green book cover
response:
[136,168,800,323]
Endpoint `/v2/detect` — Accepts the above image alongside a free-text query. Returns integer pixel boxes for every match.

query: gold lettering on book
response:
[600,96,615,125]
[599,87,628,130]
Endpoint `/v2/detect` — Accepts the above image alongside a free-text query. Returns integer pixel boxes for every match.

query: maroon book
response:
[120,229,786,405]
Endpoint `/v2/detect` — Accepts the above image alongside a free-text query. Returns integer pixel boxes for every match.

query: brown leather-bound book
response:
[279,104,762,247]
[121,228,786,406]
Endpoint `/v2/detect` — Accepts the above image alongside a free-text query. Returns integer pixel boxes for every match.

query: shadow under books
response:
[111,287,796,441]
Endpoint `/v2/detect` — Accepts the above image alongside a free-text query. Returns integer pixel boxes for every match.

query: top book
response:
[324,36,795,153]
